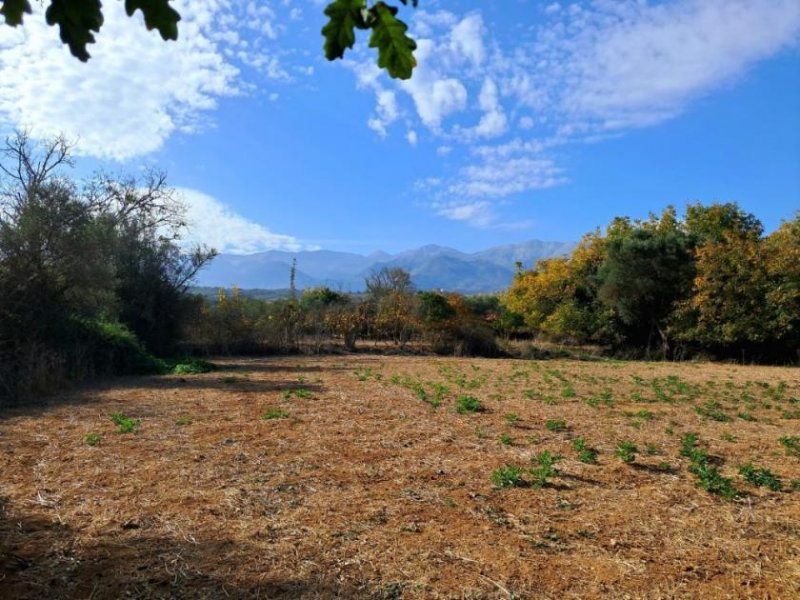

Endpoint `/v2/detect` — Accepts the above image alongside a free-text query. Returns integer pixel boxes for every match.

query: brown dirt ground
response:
[1,355,799,599]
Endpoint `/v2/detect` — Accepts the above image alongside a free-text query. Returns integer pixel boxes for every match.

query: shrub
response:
[262,408,291,420]
[530,451,562,487]
[111,412,139,434]
[84,432,103,446]
[615,441,637,463]
[172,359,215,375]
[572,436,598,464]
[779,436,800,458]
[739,464,782,491]
[492,465,524,488]
[545,419,567,432]
[455,395,484,414]
[689,462,738,499]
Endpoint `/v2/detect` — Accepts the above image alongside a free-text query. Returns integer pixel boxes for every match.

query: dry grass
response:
[1,355,799,599]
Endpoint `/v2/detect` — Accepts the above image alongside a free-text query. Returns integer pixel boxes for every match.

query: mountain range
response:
[195,239,576,294]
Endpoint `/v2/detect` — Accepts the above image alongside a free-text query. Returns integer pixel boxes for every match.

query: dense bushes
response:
[0,133,214,403]
[182,281,505,358]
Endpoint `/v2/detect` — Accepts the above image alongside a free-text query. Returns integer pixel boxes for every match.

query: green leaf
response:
[124,0,181,41]
[45,0,104,62]
[321,0,366,62]
[368,2,417,80]
[1,0,32,26]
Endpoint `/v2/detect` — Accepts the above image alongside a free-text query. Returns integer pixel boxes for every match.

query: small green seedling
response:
[84,432,102,446]
[739,464,782,491]
[779,436,800,458]
[572,436,598,464]
[455,395,484,414]
[545,419,567,432]
[615,441,637,464]
[499,433,514,446]
[262,408,291,420]
[505,413,521,426]
[492,465,524,488]
[690,461,738,499]
[176,416,191,426]
[111,412,139,434]
[530,451,562,487]
[695,400,732,422]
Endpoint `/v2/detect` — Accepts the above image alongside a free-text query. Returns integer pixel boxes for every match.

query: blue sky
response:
[1,0,798,255]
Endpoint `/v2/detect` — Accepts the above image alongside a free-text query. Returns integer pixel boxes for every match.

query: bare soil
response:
[1,355,799,599]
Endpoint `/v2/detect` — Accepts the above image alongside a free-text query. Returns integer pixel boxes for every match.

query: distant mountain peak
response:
[196,238,575,293]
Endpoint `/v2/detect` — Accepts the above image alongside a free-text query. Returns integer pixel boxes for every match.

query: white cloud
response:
[447,13,486,67]
[553,0,800,129]
[451,156,566,199]
[406,130,418,145]
[460,78,507,138]
[399,40,469,129]
[355,0,800,225]
[0,0,312,160]
[0,1,239,160]
[434,200,495,227]
[178,187,304,254]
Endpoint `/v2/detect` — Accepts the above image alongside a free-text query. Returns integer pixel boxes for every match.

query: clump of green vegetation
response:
[505,413,521,426]
[111,412,139,434]
[779,436,800,458]
[262,408,291,420]
[282,388,312,400]
[430,383,449,408]
[545,418,567,432]
[172,359,215,375]
[176,416,191,426]
[561,384,577,398]
[572,436,598,464]
[492,465,525,488]
[530,451,562,487]
[615,440,637,463]
[354,367,374,381]
[455,395,484,414]
[739,464,782,491]
[680,432,707,462]
[499,433,514,446]
[84,432,102,446]
[737,412,756,422]
[689,461,738,499]
[644,442,659,455]
[681,432,739,499]
[586,388,614,408]
[721,432,737,442]
[637,410,656,421]
[695,400,732,422]
[390,374,444,408]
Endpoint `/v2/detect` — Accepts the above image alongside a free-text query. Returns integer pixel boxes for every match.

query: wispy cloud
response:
[352,0,800,226]
[178,187,307,254]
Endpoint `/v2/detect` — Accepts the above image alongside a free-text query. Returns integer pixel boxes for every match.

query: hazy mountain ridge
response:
[197,239,576,293]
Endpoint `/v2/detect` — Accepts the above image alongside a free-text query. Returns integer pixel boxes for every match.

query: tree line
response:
[503,204,799,362]
[2,132,797,403]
